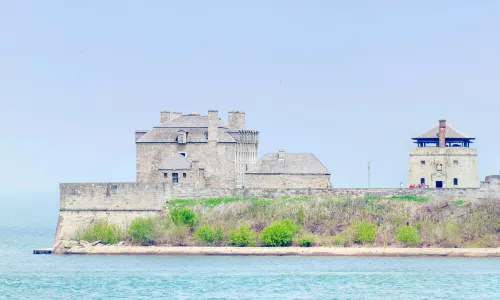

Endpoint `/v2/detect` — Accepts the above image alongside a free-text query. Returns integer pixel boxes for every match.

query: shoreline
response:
[49,246,500,257]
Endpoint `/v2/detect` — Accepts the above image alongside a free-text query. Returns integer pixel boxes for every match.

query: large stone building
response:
[135,110,331,189]
[408,119,478,188]
[246,149,331,188]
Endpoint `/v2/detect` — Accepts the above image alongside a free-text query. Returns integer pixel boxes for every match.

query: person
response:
[409,184,414,189]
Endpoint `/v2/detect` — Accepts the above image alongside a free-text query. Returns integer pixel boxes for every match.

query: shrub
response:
[353,221,376,244]
[76,220,123,244]
[396,225,420,246]
[128,217,158,245]
[298,236,315,247]
[170,207,197,229]
[193,225,223,245]
[331,232,349,247]
[228,225,257,247]
[163,224,189,246]
[260,219,299,247]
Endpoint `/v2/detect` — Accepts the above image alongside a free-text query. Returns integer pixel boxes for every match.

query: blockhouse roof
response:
[413,124,474,140]
[247,153,330,175]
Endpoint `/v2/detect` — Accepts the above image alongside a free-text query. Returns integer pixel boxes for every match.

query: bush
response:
[228,225,257,247]
[170,207,197,229]
[298,236,315,247]
[76,220,123,244]
[163,224,189,246]
[260,219,299,247]
[128,217,158,245]
[396,225,420,246]
[193,225,224,245]
[353,221,376,244]
[331,232,349,247]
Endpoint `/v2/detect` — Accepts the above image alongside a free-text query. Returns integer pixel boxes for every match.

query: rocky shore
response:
[52,244,500,257]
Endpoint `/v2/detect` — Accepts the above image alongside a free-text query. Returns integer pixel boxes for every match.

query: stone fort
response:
[135,110,331,189]
[53,110,498,247]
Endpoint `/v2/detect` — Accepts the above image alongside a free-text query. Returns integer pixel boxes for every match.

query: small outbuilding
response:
[245,149,331,189]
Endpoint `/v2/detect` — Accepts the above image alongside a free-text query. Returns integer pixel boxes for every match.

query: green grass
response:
[391,195,430,202]
[76,220,124,244]
[452,200,465,206]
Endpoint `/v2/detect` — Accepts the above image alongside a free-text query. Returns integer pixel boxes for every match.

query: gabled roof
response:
[136,128,236,143]
[247,153,330,175]
[154,115,228,128]
[413,124,474,140]
[158,154,192,170]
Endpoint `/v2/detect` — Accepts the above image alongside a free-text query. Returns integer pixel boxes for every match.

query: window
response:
[183,173,187,178]
[436,164,442,171]
[172,173,179,184]
[454,178,458,186]
[163,173,168,178]
[179,152,186,157]
[421,160,425,167]
[453,160,458,166]
[420,178,425,184]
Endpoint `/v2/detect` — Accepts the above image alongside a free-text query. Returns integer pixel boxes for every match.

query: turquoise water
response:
[1,227,500,299]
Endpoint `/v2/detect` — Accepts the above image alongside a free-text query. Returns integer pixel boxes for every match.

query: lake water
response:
[1,226,500,299]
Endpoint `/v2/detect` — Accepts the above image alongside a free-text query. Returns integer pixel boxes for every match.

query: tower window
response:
[454,178,458,186]
[453,160,458,166]
[421,160,425,167]
[436,164,442,171]
[179,152,186,157]
[420,178,425,184]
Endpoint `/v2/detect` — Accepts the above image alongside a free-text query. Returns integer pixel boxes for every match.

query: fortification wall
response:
[54,178,500,247]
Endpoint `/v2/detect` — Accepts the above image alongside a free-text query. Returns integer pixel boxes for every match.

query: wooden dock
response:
[33,248,53,255]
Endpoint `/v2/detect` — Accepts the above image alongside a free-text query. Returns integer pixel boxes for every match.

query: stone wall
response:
[408,147,479,188]
[245,174,331,189]
[136,143,236,188]
[54,177,500,247]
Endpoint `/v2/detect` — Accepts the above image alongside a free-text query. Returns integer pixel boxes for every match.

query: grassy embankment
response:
[76,195,500,248]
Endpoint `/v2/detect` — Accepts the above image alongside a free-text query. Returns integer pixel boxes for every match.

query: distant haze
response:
[1,1,499,226]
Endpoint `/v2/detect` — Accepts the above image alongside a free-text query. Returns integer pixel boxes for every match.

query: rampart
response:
[54,177,500,247]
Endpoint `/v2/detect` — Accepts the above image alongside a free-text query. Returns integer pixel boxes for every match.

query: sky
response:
[1,1,499,226]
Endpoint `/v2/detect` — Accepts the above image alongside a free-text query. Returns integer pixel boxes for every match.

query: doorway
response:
[436,181,443,188]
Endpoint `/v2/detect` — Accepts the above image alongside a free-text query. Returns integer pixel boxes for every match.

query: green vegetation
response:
[260,219,300,247]
[452,200,465,206]
[76,220,124,244]
[228,225,257,247]
[298,236,315,247]
[353,221,377,244]
[170,207,197,229]
[193,225,223,245]
[391,196,430,202]
[128,217,159,245]
[396,225,420,246]
[74,195,500,248]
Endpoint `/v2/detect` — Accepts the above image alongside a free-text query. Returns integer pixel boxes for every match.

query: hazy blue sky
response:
[1,1,499,226]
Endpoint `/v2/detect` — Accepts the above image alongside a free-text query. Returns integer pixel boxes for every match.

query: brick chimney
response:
[439,119,446,148]
[161,111,170,123]
[208,110,218,143]
[172,112,182,120]
[228,110,246,130]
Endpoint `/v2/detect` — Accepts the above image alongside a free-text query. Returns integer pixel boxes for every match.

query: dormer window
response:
[177,130,187,144]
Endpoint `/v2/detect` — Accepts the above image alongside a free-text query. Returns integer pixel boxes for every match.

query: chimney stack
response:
[161,111,170,123]
[208,110,218,143]
[278,148,286,161]
[228,110,246,130]
[172,112,182,120]
[439,119,446,148]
